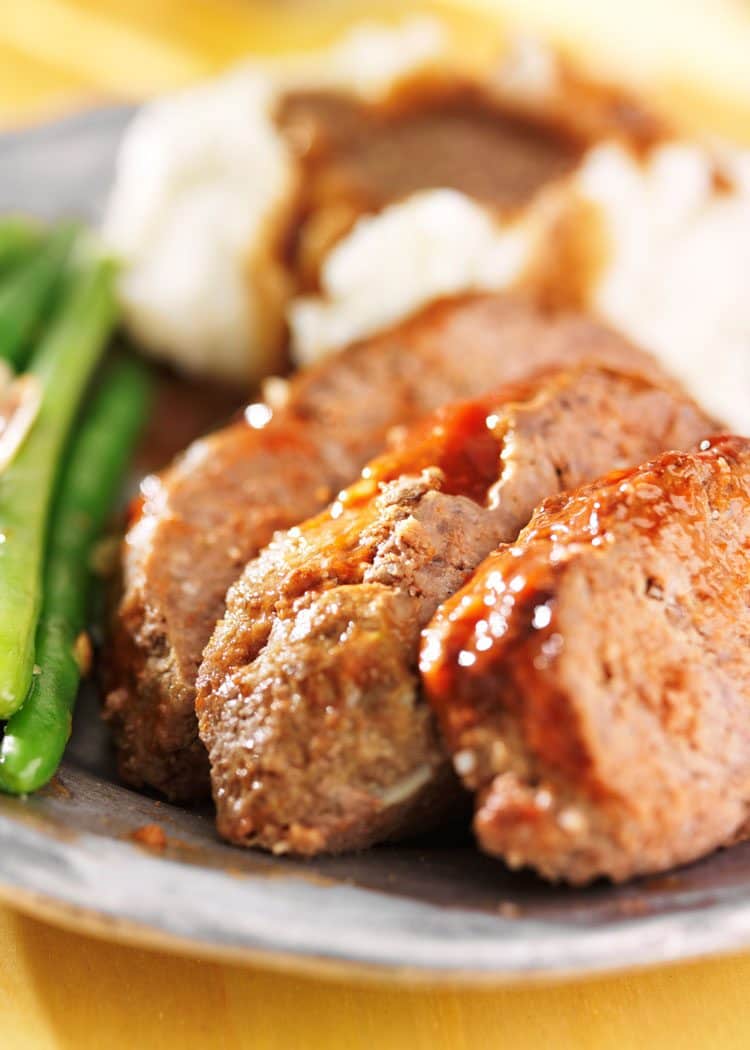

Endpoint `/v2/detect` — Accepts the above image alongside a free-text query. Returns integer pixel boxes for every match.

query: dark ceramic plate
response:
[1,108,750,984]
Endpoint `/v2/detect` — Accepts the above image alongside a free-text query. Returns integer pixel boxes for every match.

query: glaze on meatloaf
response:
[196,366,714,854]
[422,436,750,884]
[105,294,673,802]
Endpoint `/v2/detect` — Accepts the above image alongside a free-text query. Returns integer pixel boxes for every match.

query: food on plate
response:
[0,222,148,793]
[103,18,750,434]
[275,68,584,293]
[101,18,456,382]
[0,358,151,793]
[422,436,750,884]
[295,142,750,431]
[0,224,76,370]
[104,293,676,803]
[3,17,749,891]
[196,365,713,854]
[0,218,43,275]
[0,259,118,720]
[102,20,661,384]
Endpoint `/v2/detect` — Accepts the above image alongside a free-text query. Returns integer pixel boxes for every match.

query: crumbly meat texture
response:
[105,294,676,802]
[422,436,750,884]
[196,367,714,854]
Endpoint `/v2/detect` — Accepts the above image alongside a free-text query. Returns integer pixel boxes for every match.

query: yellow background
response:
[3,2,750,1047]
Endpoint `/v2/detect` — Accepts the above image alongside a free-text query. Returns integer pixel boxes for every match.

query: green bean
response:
[0,224,77,371]
[0,218,42,276]
[0,256,118,719]
[0,357,151,793]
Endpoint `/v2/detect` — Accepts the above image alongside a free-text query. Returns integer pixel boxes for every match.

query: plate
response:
[2,108,750,984]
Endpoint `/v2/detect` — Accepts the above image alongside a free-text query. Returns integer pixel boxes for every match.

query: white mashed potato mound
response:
[580,143,750,431]
[290,141,750,432]
[289,190,534,366]
[103,69,289,383]
[101,18,451,383]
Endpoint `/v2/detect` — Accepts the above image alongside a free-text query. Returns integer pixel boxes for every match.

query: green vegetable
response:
[0,218,42,276]
[0,224,77,371]
[0,357,151,793]
[0,256,118,719]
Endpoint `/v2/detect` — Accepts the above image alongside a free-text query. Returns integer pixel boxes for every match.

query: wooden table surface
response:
[3,2,750,1048]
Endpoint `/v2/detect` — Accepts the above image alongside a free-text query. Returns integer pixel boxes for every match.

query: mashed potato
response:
[102,18,451,383]
[291,142,750,431]
[104,21,750,431]
[289,190,533,365]
[103,68,290,383]
[580,143,750,430]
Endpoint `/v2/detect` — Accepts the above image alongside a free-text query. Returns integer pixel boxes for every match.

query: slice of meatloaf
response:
[422,435,750,884]
[105,294,676,802]
[196,367,714,854]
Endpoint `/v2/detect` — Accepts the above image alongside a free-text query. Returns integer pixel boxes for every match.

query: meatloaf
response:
[196,366,714,854]
[105,294,677,802]
[422,435,750,884]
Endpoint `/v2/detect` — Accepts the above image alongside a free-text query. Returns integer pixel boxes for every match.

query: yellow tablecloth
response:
[3,3,750,1047]
[4,906,750,1050]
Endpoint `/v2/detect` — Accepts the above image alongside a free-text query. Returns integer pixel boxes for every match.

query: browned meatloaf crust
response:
[196,366,714,854]
[105,294,679,803]
[422,435,750,884]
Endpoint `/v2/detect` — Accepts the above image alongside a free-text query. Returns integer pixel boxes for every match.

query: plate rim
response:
[2,872,746,987]
[3,786,750,985]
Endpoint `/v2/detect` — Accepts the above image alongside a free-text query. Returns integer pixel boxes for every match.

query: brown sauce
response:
[275,77,587,290]
[343,393,506,508]
[421,436,742,703]
[283,391,511,588]
[278,83,583,211]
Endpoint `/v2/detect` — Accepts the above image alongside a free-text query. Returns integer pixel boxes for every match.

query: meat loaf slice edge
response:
[422,436,750,884]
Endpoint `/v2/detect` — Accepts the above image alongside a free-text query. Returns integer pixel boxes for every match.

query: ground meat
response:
[105,294,673,802]
[422,436,750,884]
[196,367,714,853]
